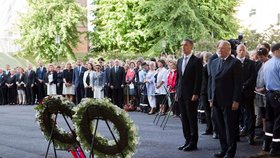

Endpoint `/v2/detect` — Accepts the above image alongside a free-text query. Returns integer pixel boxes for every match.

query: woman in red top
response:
[124,62,136,110]
[167,60,180,117]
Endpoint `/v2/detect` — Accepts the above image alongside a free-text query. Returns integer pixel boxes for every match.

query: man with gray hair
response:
[208,41,242,158]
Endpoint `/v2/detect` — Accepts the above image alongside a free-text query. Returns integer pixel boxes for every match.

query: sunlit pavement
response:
[0,105,264,158]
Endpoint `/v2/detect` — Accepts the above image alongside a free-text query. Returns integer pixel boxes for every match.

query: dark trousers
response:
[0,87,4,104]
[112,88,124,108]
[57,84,63,95]
[178,98,198,146]
[213,103,239,157]
[134,84,140,107]
[265,91,280,147]
[170,93,180,116]
[201,95,213,133]
[84,87,93,98]
[26,85,34,104]
[3,86,8,104]
[37,82,45,103]
[7,87,17,104]
[240,95,255,139]
[75,84,84,104]
[104,85,112,100]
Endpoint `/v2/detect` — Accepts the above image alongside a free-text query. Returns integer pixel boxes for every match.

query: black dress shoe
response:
[248,137,255,145]
[213,133,219,139]
[270,148,280,157]
[183,144,197,151]
[262,140,271,152]
[224,154,234,158]
[213,151,226,157]
[202,131,213,135]
[178,143,189,150]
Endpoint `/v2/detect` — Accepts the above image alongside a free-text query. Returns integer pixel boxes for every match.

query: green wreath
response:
[35,95,77,150]
[73,98,139,158]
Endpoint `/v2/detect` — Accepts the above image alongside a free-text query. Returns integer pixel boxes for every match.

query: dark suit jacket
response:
[176,55,203,100]
[201,65,209,96]
[6,75,16,88]
[240,58,256,99]
[0,73,7,87]
[25,70,35,86]
[44,71,58,84]
[16,74,26,89]
[36,67,47,82]
[208,56,242,107]
[207,53,218,75]
[109,66,125,89]
[104,67,111,85]
[72,66,86,87]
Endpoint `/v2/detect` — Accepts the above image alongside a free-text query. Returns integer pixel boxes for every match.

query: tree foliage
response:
[90,0,239,57]
[243,25,280,50]
[17,0,86,63]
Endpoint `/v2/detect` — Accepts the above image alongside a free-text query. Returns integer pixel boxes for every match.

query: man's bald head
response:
[236,44,247,58]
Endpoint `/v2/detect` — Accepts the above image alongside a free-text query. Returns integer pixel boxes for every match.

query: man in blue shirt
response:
[262,43,280,157]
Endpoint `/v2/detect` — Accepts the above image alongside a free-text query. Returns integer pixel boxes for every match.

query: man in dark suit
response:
[207,42,221,139]
[176,39,203,151]
[104,60,114,100]
[236,44,257,145]
[3,64,11,104]
[209,41,242,158]
[73,59,86,104]
[36,61,47,103]
[25,64,36,105]
[0,68,7,105]
[109,59,125,108]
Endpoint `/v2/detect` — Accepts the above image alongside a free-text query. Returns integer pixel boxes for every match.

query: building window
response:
[249,9,256,17]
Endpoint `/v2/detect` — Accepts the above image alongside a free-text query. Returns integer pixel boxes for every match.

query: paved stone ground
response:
[0,105,269,158]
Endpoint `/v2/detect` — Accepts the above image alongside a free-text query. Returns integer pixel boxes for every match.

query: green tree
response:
[243,25,280,50]
[90,0,239,57]
[90,0,150,57]
[17,0,86,63]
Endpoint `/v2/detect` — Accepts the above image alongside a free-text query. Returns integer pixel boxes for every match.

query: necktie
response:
[218,58,225,71]
[79,67,81,75]
[182,56,188,75]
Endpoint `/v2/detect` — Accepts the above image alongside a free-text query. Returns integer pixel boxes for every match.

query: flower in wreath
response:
[34,95,77,150]
[73,98,139,158]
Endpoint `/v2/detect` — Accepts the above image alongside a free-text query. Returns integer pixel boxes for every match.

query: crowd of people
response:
[0,39,279,158]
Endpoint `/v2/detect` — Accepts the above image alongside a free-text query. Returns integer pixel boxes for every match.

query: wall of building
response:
[237,0,280,33]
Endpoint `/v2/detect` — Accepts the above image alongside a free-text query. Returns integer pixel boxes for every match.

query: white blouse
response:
[83,70,94,88]
[155,67,168,94]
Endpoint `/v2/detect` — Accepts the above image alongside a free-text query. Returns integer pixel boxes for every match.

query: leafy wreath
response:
[35,95,77,150]
[73,98,139,158]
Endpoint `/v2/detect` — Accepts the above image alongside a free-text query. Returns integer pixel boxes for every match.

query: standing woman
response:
[16,67,26,105]
[93,64,105,99]
[167,60,179,116]
[56,66,63,95]
[145,61,156,114]
[6,69,17,105]
[83,63,94,98]
[63,62,75,101]
[155,59,169,114]
[45,64,57,96]
[125,62,136,108]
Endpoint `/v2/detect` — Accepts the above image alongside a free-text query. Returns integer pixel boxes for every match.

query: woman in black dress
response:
[6,69,17,105]
[63,62,75,101]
